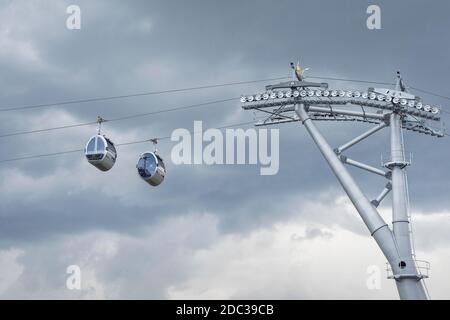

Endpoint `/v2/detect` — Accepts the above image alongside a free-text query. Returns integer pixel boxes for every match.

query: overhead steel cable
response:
[306,75,395,86]
[0,97,239,138]
[1,75,449,139]
[0,74,447,113]
[409,86,450,101]
[308,74,450,98]
[106,97,238,123]
[308,75,450,113]
[408,86,450,115]
[0,120,255,164]
[0,121,98,138]
[0,76,290,113]
[2,94,449,139]
[0,149,85,163]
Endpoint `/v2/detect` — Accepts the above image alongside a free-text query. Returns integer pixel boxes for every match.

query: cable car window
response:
[108,141,117,154]
[156,154,165,170]
[136,152,165,186]
[145,154,157,175]
[107,140,116,154]
[96,137,105,152]
[87,138,96,152]
[137,158,146,176]
[87,154,103,160]
[137,153,157,178]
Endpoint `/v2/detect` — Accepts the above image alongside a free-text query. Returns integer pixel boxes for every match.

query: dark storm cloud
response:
[0,0,449,249]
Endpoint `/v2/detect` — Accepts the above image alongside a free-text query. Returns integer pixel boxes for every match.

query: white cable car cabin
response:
[136,152,166,186]
[85,135,117,171]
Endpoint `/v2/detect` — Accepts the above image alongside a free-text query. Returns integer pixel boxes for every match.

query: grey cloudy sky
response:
[0,0,449,299]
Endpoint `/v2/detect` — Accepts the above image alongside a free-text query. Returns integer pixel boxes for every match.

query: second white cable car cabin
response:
[136,139,166,186]
[84,117,117,172]
[136,151,166,186]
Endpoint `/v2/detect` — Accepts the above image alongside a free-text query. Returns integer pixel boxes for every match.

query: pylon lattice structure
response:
[241,65,444,300]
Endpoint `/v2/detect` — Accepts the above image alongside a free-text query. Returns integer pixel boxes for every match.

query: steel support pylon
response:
[240,67,442,299]
[295,103,428,300]
[388,113,428,299]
